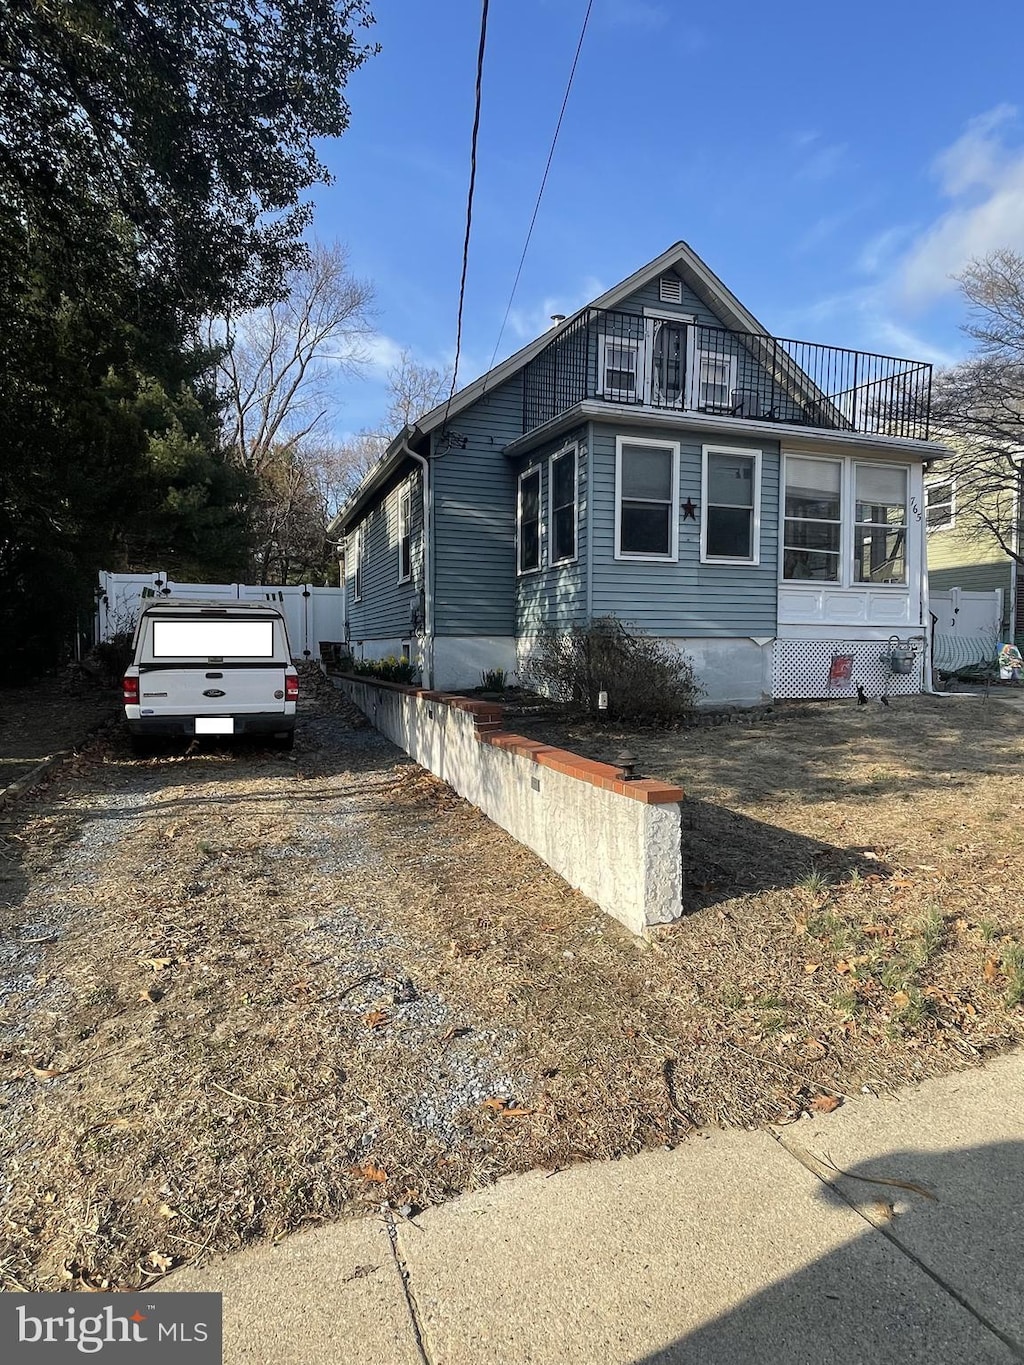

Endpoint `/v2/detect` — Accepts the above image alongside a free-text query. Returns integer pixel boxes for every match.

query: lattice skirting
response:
[773,638,925,700]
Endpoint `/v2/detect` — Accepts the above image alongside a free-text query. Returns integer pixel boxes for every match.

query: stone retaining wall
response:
[332,675,684,935]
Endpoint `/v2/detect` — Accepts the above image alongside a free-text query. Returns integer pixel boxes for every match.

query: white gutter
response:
[400,439,434,689]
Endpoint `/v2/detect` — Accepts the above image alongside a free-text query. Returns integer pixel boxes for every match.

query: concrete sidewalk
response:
[167,1052,1024,1364]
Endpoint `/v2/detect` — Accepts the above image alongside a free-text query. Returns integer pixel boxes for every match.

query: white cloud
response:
[898,105,1024,303]
[360,333,407,374]
[781,284,963,369]
[505,275,606,345]
[602,0,669,30]
[791,132,849,183]
[857,224,916,276]
[794,212,849,254]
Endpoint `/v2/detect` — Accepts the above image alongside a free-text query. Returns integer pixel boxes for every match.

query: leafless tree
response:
[329,348,451,504]
[211,240,376,479]
[930,250,1024,567]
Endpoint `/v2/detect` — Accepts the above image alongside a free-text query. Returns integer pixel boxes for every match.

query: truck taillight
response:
[285,675,299,701]
[122,675,139,704]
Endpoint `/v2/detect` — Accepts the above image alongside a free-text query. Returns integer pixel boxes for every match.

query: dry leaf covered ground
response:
[1,674,1022,1291]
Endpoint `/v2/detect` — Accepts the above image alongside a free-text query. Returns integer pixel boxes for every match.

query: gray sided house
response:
[331,243,944,704]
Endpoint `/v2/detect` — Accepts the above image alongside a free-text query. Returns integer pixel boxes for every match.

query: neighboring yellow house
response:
[925,471,1021,639]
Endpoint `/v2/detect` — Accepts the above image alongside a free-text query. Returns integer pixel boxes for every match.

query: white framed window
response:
[783,455,843,581]
[548,444,578,565]
[599,336,641,400]
[701,445,762,564]
[615,437,679,561]
[693,349,738,410]
[781,455,912,587]
[352,528,363,601]
[517,466,542,574]
[926,478,955,531]
[397,484,412,583]
[855,464,907,584]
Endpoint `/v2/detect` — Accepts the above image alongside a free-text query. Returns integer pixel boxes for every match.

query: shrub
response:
[90,630,136,683]
[349,654,419,685]
[480,668,508,692]
[521,616,703,722]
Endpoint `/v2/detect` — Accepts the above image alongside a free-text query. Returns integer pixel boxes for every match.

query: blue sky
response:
[316,0,1024,434]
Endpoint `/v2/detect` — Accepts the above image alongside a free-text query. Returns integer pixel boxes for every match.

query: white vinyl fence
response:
[930,587,1004,672]
[96,571,344,660]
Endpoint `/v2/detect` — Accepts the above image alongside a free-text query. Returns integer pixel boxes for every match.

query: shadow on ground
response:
[682,797,890,912]
[636,1138,1024,1364]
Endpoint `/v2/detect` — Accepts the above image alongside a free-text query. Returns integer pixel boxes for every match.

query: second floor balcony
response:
[521,309,933,442]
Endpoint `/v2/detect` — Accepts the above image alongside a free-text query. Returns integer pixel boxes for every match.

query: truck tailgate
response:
[137,666,287,715]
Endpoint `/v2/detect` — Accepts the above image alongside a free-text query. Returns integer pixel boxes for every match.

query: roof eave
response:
[327,426,423,536]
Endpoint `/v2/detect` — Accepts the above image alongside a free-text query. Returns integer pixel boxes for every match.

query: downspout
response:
[400,439,434,688]
[918,462,937,693]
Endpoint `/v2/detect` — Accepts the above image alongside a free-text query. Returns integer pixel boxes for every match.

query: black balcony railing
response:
[521,309,932,441]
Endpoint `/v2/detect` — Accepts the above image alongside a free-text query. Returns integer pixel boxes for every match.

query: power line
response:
[486,0,594,376]
[441,0,490,437]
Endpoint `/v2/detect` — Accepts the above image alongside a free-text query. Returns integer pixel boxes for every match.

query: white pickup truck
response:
[122,598,299,752]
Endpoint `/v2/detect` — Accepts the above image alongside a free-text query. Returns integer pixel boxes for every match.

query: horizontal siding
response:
[432,374,523,636]
[928,562,1012,596]
[589,421,780,636]
[345,466,423,641]
[515,425,588,634]
[616,271,725,328]
[927,526,1008,572]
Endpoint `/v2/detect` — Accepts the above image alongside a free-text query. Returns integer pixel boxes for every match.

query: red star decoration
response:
[130,1312,147,1323]
[682,498,697,520]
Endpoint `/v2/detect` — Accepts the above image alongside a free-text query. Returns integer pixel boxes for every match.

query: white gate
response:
[930,587,1003,671]
[96,571,344,660]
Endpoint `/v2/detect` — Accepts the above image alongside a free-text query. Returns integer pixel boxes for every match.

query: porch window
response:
[783,456,842,581]
[599,337,640,400]
[615,437,678,560]
[702,447,761,563]
[696,350,737,410]
[926,479,954,530]
[855,465,907,584]
[549,444,578,564]
[398,485,412,583]
[518,466,542,573]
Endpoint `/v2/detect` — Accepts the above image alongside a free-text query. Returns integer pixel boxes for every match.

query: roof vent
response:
[550,314,566,327]
[659,276,683,304]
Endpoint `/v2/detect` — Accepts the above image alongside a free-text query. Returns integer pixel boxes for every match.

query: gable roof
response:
[414,239,767,438]
[331,242,770,532]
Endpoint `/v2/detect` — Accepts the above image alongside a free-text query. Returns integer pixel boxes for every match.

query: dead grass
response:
[1,684,1022,1291]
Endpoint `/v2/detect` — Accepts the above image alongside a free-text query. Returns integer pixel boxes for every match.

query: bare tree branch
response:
[930,251,1024,569]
